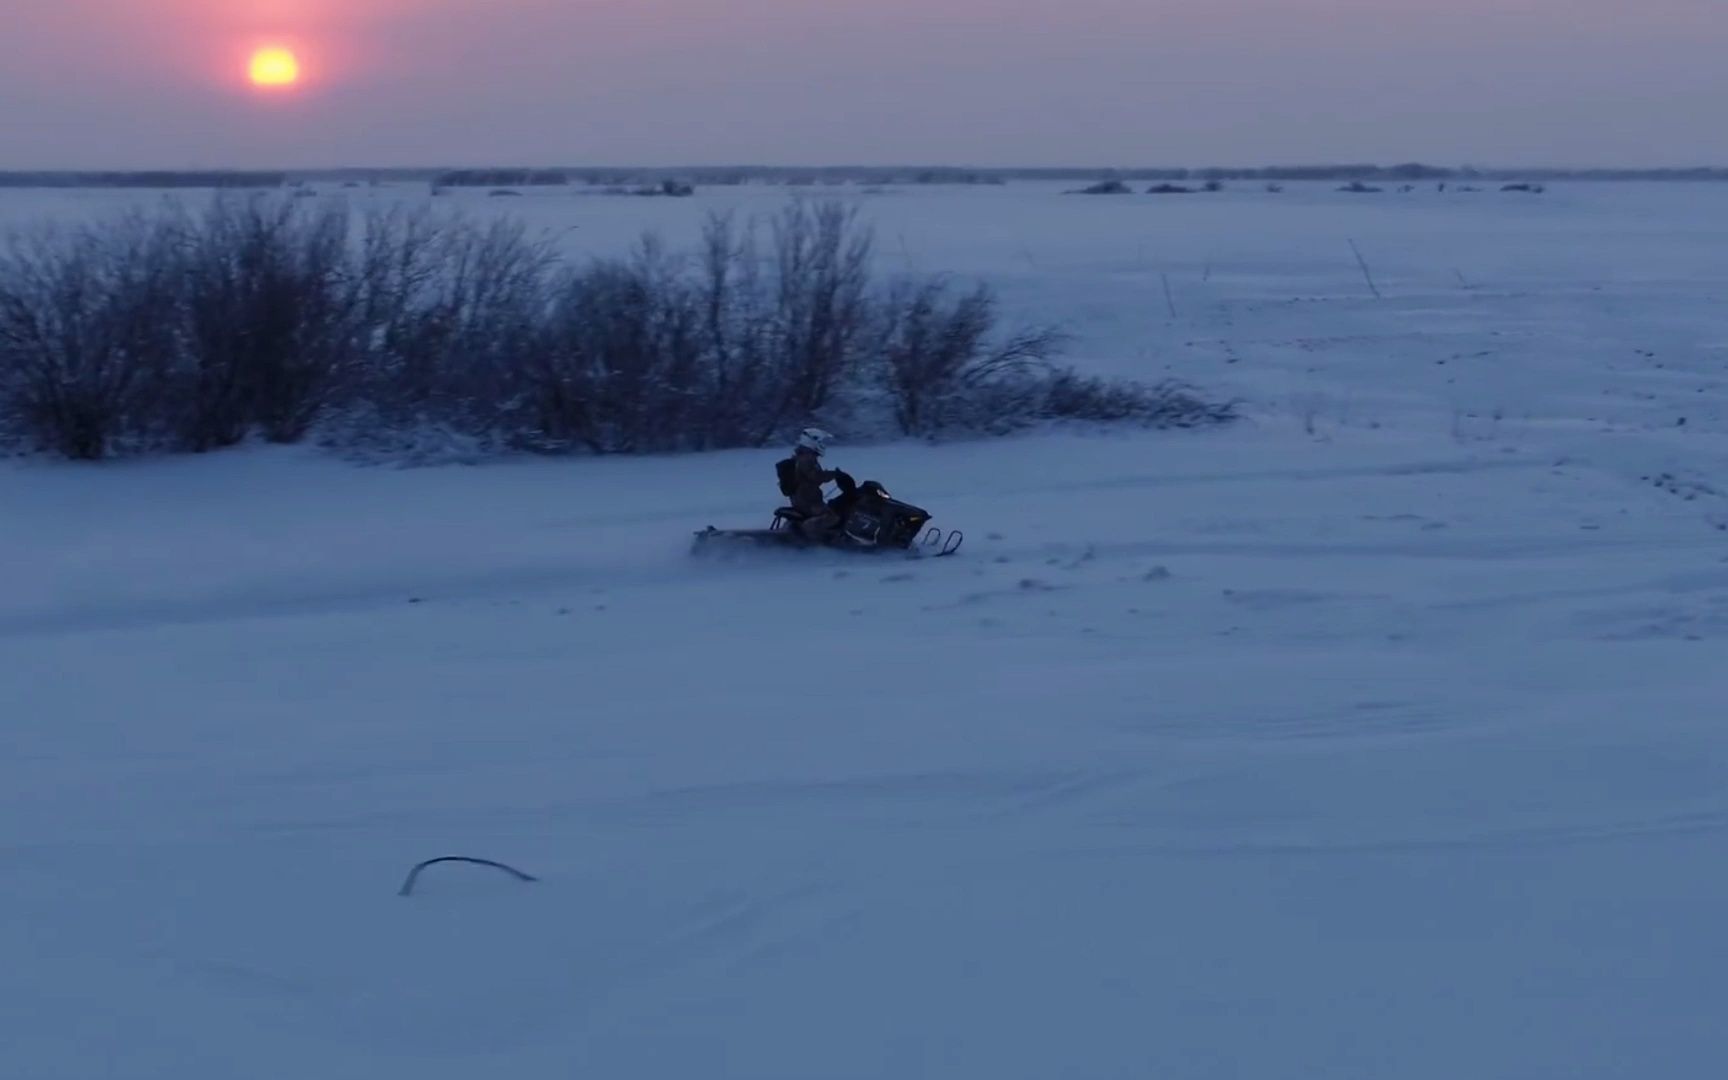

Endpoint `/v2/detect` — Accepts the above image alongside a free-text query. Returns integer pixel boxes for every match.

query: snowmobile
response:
[692,470,964,558]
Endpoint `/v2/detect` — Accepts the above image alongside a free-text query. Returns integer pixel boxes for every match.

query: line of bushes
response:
[0,197,1235,462]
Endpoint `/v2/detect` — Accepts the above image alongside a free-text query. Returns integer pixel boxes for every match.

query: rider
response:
[787,428,843,540]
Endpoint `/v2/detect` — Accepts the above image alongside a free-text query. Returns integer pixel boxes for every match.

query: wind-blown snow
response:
[3,182,1727,1078]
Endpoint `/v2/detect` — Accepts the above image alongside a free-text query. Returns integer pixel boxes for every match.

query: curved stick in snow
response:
[398,856,539,897]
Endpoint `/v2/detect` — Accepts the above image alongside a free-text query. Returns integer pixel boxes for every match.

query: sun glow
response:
[248,47,301,89]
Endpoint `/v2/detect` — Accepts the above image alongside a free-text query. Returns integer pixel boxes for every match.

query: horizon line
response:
[4,161,1728,177]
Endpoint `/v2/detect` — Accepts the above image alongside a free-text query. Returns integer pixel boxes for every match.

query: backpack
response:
[776,457,798,499]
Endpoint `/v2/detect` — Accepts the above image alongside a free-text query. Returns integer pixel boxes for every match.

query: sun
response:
[248,47,301,89]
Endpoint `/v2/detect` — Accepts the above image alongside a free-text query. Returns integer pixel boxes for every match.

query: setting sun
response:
[248,48,301,89]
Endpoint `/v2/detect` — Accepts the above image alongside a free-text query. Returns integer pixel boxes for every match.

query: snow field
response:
[4,181,1728,1078]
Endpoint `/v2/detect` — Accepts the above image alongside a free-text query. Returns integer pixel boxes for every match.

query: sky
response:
[2,0,1726,169]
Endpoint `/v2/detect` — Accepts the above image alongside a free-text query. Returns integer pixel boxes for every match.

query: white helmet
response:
[796,427,833,455]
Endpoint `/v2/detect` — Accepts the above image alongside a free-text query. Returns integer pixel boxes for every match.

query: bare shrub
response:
[520,204,877,454]
[1,196,1238,462]
[690,212,777,448]
[877,278,1064,436]
[527,238,705,454]
[1041,372,1237,427]
[172,196,361,450]
[351,210,557,440]
[907,367,1235,437]
[0,217,182,459]
[759,200,874,439]
[349,206,452,408]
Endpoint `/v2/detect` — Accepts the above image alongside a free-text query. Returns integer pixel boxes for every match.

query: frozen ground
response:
[3,183,1728,1078]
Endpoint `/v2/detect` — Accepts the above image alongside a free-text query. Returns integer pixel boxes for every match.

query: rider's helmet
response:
[796,427,833,456]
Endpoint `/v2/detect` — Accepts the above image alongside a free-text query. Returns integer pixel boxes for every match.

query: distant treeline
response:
[530,164,1728,185]
[432,169,570,188]
[4,164,1727,190]
[0,171,289,189]
[347,164,1728,184]
[1086,165,1728,183]
[356,164,1728,185]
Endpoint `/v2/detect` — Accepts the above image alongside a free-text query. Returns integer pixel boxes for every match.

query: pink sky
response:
[2,0,1724,168]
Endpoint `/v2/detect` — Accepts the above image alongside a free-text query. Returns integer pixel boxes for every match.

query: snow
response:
[4,182,1728,1078]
